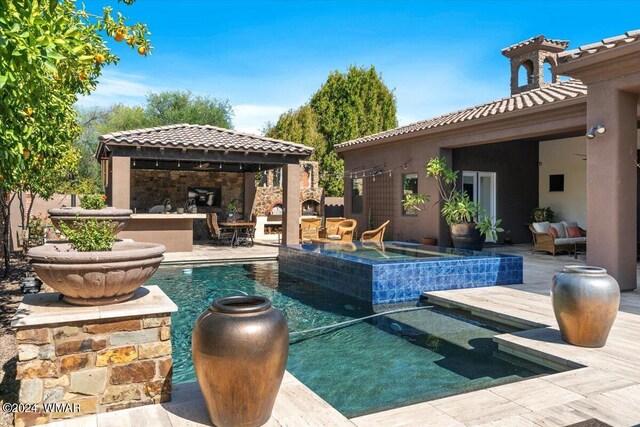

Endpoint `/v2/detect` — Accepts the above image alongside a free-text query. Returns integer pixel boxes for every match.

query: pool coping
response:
[289,241,523,266]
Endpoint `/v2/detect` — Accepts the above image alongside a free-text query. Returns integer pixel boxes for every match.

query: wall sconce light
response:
[586,125,606,140]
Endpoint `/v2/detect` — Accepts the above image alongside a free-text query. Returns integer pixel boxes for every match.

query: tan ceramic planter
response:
[28,241,165,306]
[48,207,133,235]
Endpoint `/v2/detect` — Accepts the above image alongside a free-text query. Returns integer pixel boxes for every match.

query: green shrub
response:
[80,193,107,210]
[59,218,115,252]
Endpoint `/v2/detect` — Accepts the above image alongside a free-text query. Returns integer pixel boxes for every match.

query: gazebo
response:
[96,124,312,249]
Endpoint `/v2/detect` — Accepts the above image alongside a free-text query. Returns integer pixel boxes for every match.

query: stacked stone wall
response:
[15,314,172,426]
[130,169,244,239]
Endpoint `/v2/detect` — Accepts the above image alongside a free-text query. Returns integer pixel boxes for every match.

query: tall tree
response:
[264,105,326,161]
[310,66,397,148]
[145,91,233,128]
[266,66,397,196]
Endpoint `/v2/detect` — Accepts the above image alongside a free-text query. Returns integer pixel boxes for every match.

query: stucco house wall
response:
[343,136,448,242]
[538,130,640,229]
[538,136,587,227]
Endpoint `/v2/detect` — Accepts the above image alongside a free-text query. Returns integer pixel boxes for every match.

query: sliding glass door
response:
[462,171,497,241]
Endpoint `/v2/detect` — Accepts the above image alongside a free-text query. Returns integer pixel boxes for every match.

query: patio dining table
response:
[219,221,256,247]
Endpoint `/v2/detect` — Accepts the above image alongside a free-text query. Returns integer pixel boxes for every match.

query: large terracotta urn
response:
[551,265,620,348]
[192,296,288,427]
[450,222,485,251]
[28,241,165,305]
[48,207,133,235]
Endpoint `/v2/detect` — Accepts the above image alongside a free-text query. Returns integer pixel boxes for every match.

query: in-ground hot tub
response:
[279,241,523,305]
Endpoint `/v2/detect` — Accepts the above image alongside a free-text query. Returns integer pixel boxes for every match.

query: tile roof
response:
[501,35,569,56]
[336,79,587,150]
[98,124,313,156]
[558,29,640,63]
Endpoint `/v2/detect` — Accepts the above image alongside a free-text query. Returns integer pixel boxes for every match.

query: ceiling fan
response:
[573,153,587,161]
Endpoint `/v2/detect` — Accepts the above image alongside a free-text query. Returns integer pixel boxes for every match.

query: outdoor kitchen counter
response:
[118,213,207,252]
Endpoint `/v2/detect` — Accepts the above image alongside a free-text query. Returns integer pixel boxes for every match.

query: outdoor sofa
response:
[529,221,586,256]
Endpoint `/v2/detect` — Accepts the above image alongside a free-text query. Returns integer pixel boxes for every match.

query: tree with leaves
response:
[266,66,397,196]
[264,105,326,161]
[0,0,151,275]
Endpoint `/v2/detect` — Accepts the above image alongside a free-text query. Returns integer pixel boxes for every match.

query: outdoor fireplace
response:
[302,199,321,216]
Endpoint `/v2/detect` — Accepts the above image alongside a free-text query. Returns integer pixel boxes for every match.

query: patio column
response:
[282,163,300,245]
[111,156,131,210]
[243,172,256,220]
[586,84,638,291]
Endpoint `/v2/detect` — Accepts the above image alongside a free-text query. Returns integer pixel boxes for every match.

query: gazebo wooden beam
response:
[107,146,303,165]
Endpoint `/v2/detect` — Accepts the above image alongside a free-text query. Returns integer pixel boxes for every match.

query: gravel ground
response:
[0,258,32,427]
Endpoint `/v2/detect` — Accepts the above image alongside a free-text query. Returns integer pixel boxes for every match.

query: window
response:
[351,178,363,214]
[518,60,534,87]
[549,174,564,192]
[543,60,553,83]
[402,173,419,216]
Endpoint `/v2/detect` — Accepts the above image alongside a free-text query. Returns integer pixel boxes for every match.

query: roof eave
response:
[336,95,587,154]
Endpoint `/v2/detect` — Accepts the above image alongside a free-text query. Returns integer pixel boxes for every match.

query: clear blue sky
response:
[79,0,640,134]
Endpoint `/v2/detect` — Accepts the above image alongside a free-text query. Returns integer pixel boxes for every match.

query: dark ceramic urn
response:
[450,222,485,251]
[192,296,289,427]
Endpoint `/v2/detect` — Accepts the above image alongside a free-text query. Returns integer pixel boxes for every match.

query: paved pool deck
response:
[40,245,640,426]
[161,240,278,265]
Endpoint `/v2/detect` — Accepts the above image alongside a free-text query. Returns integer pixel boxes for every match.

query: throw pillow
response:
[566,226,581,238]
[532,221,550,233]
[327,234,341,240]
[549,227,559,238]
[549,222,566,238]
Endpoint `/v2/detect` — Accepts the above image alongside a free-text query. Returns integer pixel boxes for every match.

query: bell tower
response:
[502,35,569,95]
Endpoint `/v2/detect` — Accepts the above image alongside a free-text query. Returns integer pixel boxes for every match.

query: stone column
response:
[586,84,638,291]
[282,164,300,245]
[243,172,256,219]
[11,286,177,426]
[110,157,131,210]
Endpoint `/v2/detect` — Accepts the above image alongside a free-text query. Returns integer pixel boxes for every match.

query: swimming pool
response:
[147,262,550,418]
[279,242,523,305]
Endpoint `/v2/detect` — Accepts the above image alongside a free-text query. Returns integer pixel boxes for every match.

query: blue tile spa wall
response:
[279,246,373,302]
[279,245,523,305]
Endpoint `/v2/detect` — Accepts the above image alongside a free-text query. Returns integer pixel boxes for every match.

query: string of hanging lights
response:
[319,160,411,180]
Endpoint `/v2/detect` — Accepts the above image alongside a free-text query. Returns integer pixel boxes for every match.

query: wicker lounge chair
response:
[529,221,586,256]
[312,219,357,244]
[360,220,390,243]
[300,217,322,242]
[321,217,346,238]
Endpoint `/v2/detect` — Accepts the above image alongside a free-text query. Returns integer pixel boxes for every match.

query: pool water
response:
[147,262,551,418]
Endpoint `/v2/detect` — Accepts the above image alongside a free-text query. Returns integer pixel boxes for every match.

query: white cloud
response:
[76,71,163,108]
[232,104,287,135]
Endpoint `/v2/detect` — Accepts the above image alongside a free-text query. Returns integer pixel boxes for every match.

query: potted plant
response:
[401,194,438,245]
[531,207,554,223]
[48,186,132,235]
[226,198,239,222]
[503,230,513,245]
[426,157,503,250]
[28,217,165,306]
